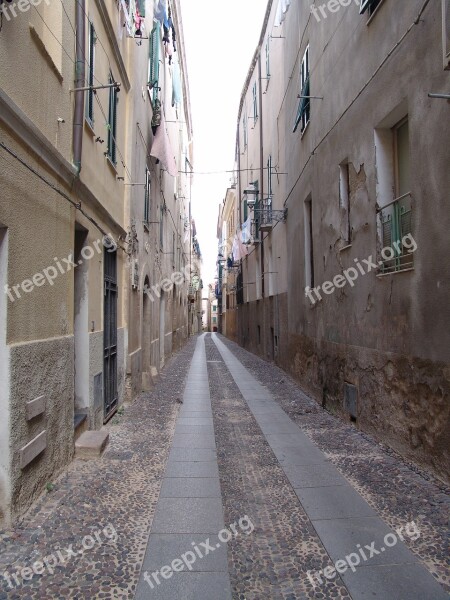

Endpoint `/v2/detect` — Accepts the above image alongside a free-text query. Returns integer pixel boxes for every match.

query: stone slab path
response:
[1,333,448,599]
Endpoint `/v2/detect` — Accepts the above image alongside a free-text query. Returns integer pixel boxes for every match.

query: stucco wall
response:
[233,0,450,482]
[9,335,74,519]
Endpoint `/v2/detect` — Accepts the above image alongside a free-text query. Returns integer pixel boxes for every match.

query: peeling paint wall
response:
[233,0,450,482]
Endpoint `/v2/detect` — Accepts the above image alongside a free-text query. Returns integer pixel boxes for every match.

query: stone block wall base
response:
[75,430,109,459]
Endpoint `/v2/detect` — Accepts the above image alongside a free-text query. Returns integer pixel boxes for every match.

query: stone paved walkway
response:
[0,333,449,599]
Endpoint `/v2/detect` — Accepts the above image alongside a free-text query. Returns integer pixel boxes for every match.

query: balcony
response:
[253,204,287,235]
[377,193,414,274]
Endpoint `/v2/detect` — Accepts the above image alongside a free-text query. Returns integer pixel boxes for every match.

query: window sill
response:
[376,267,414,278]
[85,117,95,135]
[143,222,150,233]
[301,120,310,139]
[338,243,352,252]
[367,0,386,26]
[106,156,118,174]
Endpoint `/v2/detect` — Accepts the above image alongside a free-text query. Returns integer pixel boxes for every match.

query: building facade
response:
[0,0,198,526]
[227,0,450,481]
[217,187,238,341]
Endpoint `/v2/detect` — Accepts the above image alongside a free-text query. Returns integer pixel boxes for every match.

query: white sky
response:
[180,0,268,292]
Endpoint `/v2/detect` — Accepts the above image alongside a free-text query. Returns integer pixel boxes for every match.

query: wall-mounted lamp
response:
[243,182,259,208]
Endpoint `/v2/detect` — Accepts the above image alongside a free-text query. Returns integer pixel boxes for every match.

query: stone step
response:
[74,413,88,441]
[75,430,109,459]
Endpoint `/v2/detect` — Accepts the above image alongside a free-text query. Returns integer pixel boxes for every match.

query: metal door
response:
[104,248,118,421]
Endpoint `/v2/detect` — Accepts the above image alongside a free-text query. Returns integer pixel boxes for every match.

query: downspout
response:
[73,0,86,174]
[258,54,265,299]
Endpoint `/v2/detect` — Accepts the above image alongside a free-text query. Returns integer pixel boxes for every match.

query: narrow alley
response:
[1,335,448,599]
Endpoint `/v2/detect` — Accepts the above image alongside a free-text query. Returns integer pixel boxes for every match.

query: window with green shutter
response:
[265,38,271,78]
[252,82,258,124]
[148,24,161,102]
[144,168,150,224]
[107,72,118,165]
[293,46,310,134]
[86,21,96,125]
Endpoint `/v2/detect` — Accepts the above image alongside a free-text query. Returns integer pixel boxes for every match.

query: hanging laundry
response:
[154,0,167,25]
[134,14,144,37]
[171,24,177,52]
[274,0,291,27]
[233,233,249,261]
[150,111,178,177]
[151,98,162,128]
[240,218,252,245]
[172,62,182,107]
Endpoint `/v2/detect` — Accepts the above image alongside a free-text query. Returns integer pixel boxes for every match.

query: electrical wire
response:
[237,0,433,266]
[0,141,127,253]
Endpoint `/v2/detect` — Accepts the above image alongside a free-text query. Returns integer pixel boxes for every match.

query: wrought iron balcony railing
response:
[377,193,414,274]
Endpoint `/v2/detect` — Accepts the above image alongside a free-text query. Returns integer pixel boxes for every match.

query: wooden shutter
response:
[149,24,161,90]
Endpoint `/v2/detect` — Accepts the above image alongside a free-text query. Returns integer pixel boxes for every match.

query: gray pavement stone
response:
[168,448,217,463]
[175,424,215,434]
[283,463,349,488]
[160,478,221,498]
[171,433,216,449]
[271,443,328,465]
[295,485,378,520]
[139,533,228,573]
[164,461,219,478]
[312,516,419,567]
[151,489,224,535]
[340,563,449,600]
[135,571,232,600]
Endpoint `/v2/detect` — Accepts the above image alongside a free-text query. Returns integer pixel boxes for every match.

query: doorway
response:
[159,290,165,369]
[104,246,118,421]
[74,224,89,430]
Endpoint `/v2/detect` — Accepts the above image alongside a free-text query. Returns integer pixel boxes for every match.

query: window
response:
[148,24,161,102]
[293,46,310,133]
[172,233,176,267]
[107,73,118,165]
[339,162,351,244]
[213,305,217,312]
[376,117,414,273]
[212,317,217,324]
[252,81,258,124]
[144,168,150,225]
[159,204,164,248]
[443,0,450,69]
[265,38,271,79]
[267,155,273,199]
[304,196,314,288]
[243,109,248,149]
[86,21,96,125]
[359,0,383,16]
[394,118,410,198]
[243,198,248,222]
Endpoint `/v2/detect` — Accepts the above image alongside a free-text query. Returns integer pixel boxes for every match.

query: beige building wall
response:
[0,0,133,524]
[232,0,450,480]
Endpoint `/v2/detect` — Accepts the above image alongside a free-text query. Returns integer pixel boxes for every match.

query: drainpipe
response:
[258,54,265,300]
[73,0,86,173]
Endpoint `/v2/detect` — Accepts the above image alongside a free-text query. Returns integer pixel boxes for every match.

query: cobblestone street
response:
[1,334,449,599]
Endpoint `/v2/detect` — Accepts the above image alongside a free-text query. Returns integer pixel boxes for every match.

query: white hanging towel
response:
[274,0,291,27]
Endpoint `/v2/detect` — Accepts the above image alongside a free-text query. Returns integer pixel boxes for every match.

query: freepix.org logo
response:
[0,0,51,21]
